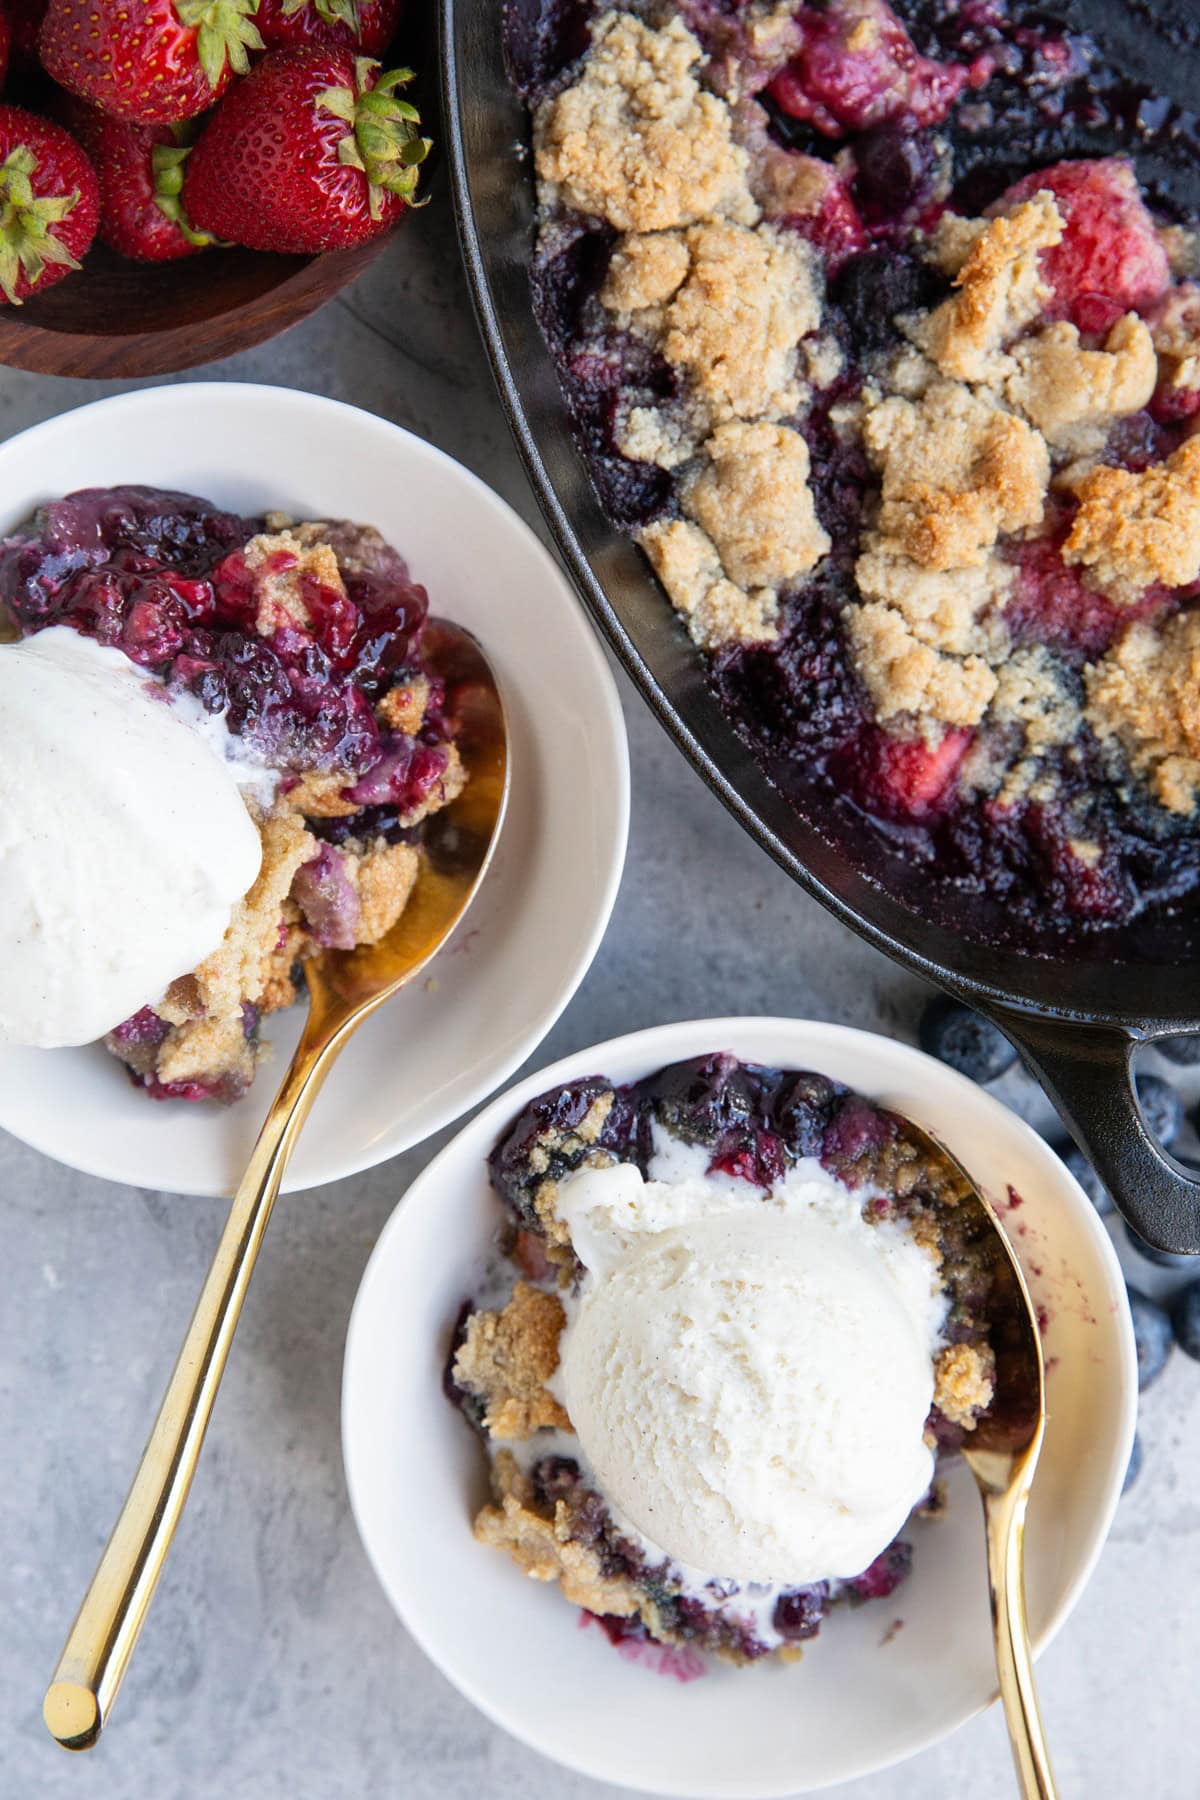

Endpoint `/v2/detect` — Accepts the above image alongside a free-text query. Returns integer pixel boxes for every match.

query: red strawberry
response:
[184,49,428,253]
[0,105,99,304]
[255,0,400,55]
[867,727,971,818]
[39,0,264,125]
[997,158,1170,336]
[63,103,214,261]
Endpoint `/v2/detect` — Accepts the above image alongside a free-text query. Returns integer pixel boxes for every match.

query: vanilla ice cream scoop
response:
[556,1151,943,1585]
[0,627,264,1048]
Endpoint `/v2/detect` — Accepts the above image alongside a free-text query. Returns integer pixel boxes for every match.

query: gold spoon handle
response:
[982,1483,1059,1800]
[42,1022,340,1752]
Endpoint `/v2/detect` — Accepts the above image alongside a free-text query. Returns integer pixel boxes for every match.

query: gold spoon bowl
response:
[43,619,508,1751]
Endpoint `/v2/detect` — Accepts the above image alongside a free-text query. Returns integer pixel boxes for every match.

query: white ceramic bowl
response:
[343,1017,1137,1798]
[0,385,628,1195]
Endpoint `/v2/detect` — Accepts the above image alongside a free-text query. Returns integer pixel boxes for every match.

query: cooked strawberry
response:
[867,726,971,817]
[255,0,400,55]
[184,49,428,253]
[39,0,264,125]
[0,105,99,304]
[4,0,44,69]
[783,178,865,273]
[997,158,1170,335]
[62,103,214,261]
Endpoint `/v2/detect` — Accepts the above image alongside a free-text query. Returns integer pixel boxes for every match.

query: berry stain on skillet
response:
[511,0,1200,949]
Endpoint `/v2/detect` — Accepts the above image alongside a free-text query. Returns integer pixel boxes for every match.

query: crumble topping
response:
[1063,436,1200,601]
[453,1284,571,1439]
[352,841,420,942]
[862,381,1048,571]
[1006,314,1157,451]
[1086,612,1200,814]
[933,1342,996,1429]
[535,12,756,233]
[239,530,345,636]
[1150,284,1200,393]
[854,545,1011,658]
[681,421,830,590]
[605,218,819,428]
[913,194,1064,385]
[474,1452,640,1616]
[639,516,778,649]
[846,601,997,729]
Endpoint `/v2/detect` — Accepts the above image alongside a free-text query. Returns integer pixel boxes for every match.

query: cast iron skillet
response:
[441,0,1200,1251]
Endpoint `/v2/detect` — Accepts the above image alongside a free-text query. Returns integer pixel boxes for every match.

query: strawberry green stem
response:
[0,147,81,306]
[317,61,431,221]
[175,0,265,91]
[282,0,361,34]
[151,144,221,247]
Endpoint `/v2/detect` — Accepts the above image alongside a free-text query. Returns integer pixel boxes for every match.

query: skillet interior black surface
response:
[442,0,1200,1247]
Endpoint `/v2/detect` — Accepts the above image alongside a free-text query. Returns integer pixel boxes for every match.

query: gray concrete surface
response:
[2,185,1197,1800]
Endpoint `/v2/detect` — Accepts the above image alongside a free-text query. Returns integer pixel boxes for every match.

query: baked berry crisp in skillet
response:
[0,487,464,1102]
[447,1054,1002,1664]
[513,0,1200,945]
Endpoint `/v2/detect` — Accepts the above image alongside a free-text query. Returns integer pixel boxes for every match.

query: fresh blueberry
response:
[1124,1225,1195,1270]
[1155,1034,1200,1066]
[1055,1143,1114,1215]
[918,996,1017,1084]
[1127,1287,1173,1390]
[1136,1073,1183,1148]
[1122,1432,1143,1494]
[1171,1280,1200,1360]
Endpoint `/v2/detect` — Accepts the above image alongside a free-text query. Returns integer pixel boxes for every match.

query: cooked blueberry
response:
[772,1585,829,1641]
[1124,1225,1194,1270]
[918,996,1017,1083]
[851,127,942,223]
[845,1540,912,1602]
[1155,1034,1200,1066]
[1136,1073,1183,1148]
[1171,1280,1200,1360]
[1122,1432,1143,1494]
[1056,1144,1114,1216]
[1127,1287,1173,1389]
[828,250,947,357]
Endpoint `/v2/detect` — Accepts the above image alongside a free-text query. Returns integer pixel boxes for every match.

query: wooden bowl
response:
[0,15,431,379]
[0,235,397,377]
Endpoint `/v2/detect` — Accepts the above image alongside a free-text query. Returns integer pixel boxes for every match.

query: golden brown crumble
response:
[933,1342,996,1429]
[913,194,1063,384]
[639,516,778,650]
[605,218,819,427]
[863,381,1048,571]
[474,1452,640,1616]
[854,542,1012,658]
[377,674,432,735]
[1006,314,1157,451]
[1150,283,1200,393]
[846,601,998,729]
[600,229,691,313]
[1086,612,1200,814]
[239,530,345,637]
[352,842,420,943]
[535,13,755,233]
[681,420,830,590]
[453,1284,571,1439]
[615,403,699,470]
[1063,436,1200,601]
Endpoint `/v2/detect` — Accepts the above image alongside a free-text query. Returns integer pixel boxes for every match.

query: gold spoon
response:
[42,621,509,1752]
[906,1120,1057,1800]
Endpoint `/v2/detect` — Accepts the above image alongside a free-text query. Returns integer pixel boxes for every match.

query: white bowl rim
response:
[0,384,631,1193]
[341,1015,1138,1796]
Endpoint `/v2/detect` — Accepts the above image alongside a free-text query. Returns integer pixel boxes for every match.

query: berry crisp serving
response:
[447,1053,1004,1667]
[0,486,465,1103]
[513,0,1200,946]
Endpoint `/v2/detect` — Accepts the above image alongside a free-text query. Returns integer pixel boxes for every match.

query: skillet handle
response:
[980,1008,1200,1255]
